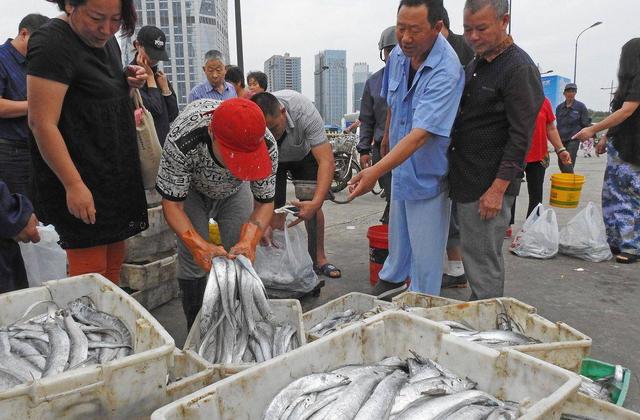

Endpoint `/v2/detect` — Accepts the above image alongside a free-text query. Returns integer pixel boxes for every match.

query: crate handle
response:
[31,380,104,404]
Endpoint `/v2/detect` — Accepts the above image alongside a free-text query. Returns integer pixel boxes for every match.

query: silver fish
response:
[42,321,70,377]
[354,370,407,420]
[63,311,89,368]
[320,371,385,420]
[391,390,501,420]
[263,373,351,420]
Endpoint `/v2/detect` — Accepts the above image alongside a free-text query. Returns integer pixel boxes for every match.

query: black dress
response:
[27,19,148,249]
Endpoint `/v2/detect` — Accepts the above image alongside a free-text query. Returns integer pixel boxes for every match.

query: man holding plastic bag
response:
[156,98,278,328]
[0,180,40,293]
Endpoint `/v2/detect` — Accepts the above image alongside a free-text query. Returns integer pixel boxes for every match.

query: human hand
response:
[229,223,262,262]
[478,185,505,220]
[66,182,96,224]
[125,65,148,89]
[179,228,227,271]
[287,200,321,228]
[359,153,372,169]
[596,136,607,156]
[571,126,596,142]
[558,150,572,166]
[348,166,379,200]
[381,135,390,157]
[14,214,41,243]
[156,70,170,93]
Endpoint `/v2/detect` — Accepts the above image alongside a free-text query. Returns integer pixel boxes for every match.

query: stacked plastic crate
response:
[120,189,178,310]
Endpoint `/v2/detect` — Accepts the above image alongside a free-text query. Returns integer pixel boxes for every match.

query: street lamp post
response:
[573,21,602,83]
[234,0,244,70]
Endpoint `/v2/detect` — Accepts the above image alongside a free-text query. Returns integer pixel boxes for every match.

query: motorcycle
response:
[329,134,381,204]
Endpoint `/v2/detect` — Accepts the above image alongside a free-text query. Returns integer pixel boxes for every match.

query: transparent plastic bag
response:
[254,222,318,293]
[19,224,67,287]
[509,203,559,259]
[559,202,612,262]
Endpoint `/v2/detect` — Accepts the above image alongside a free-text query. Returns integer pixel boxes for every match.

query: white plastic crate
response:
[0,274,175,419]
[410,297,591,372]
[125,229,177,263]
[141,205,171,238]
[146,189,163,208]
[152,311,581,420]
[183,299,306,370]
[302,292,394,341]
[121,253,177,291]
[131,278,179,311]
[561,392,640,419]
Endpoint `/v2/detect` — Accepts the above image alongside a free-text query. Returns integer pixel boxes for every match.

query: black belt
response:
[0,138,29,149]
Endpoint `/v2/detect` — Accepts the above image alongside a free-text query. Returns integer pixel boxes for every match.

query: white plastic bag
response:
[19,224,67,287]
[509,203,559,259]
[254,222,318,293]
[559,202,612,262]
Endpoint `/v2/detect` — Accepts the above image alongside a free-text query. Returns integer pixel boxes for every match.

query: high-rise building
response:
[314,50,347,127]
[124,0,230,109]
[352,62,370,112]
[264,53,302,93]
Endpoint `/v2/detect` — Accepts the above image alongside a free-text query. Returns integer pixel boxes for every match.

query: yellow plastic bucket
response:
[208,219,221,245]
[550,173,586,208]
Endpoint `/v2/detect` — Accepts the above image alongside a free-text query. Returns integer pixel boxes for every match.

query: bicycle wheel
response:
[331,157,360,204]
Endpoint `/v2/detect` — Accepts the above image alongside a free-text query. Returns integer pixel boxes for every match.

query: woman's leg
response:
[66,245,108,279]
[526,162,546,217]
[105,241,126,284]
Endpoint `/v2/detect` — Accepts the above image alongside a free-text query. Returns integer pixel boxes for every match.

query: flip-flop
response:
[616,252,639,264]
[315,263,342,279]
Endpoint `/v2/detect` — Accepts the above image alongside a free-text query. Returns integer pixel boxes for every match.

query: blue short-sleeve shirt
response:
[381,34,464,201]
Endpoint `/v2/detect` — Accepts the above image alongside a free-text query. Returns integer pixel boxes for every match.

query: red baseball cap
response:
[210,98,272,181]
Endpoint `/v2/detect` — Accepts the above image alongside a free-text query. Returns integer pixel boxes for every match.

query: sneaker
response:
[372,279,407,301]
[504,227,512,239]
[441,273,468,289]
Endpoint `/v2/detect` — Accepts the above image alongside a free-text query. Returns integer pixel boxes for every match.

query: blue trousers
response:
[379,190,450,295]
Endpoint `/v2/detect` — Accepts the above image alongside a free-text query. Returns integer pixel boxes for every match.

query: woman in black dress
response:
[27,0,149,283]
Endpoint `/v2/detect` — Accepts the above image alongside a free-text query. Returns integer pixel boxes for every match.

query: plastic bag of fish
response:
[0,298,133,392]
[263,350,521,420]
[307,306,389,338]
[197,256,300,364]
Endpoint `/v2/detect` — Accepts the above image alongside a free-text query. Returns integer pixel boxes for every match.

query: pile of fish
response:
[263,351,520,420]
[0,298,133,392]
[197,256,299,364]
[576,365,624,403]
[421,306,540,349]
[307,305,389,338]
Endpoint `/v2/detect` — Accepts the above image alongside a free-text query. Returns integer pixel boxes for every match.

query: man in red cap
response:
[156,97,278,328]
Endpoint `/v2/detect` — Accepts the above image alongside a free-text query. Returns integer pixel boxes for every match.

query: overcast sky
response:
[2,0,638,112]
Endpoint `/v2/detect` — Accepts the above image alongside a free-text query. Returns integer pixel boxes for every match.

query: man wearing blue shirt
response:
[188,50,237,102]
[349,0,464,298]
[0,14,49,197]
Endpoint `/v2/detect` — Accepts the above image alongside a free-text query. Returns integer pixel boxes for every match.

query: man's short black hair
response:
[18,13,49,34]
[442,6,450,29]
[251,92,281,118]
[225,66,245,88]
[397,0,445,27]
[247,71,268,91]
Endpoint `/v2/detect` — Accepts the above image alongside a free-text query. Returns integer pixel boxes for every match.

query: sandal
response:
[315,263,342,279]
[616,252,639,264]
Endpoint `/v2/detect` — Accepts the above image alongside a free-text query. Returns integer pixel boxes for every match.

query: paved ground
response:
[152,153,639,411]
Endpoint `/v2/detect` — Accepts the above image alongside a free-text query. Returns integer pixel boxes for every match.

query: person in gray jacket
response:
[357,26,396,224]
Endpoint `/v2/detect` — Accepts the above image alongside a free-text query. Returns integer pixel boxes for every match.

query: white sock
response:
[446,261,465,277]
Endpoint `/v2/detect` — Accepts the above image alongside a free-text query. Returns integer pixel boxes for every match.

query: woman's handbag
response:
[133,88,162,190]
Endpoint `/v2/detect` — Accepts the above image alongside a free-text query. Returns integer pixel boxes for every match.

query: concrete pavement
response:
[152,151,639,411]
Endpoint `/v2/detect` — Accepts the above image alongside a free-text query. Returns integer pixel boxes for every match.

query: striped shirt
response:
[0,39,28,141]
[188,80,237,103]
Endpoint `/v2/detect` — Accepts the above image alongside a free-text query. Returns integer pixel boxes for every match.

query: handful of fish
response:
[197,256,300,364]
[428,307,540,349]
[307,305,389,338]
[0,298,133,392]
[263,350,521,420]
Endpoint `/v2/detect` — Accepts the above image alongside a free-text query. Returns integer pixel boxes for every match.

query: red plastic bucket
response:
[367,225,389,286]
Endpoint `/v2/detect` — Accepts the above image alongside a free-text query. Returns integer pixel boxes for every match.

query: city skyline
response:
[314,50,347,127]
[264,52,302,93]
